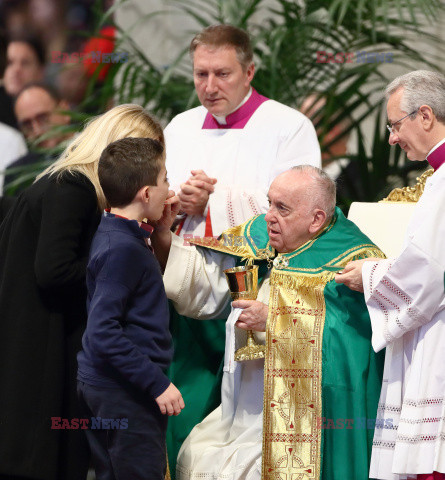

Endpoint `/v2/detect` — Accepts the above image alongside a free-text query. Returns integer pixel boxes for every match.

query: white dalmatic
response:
[363,166,445,479]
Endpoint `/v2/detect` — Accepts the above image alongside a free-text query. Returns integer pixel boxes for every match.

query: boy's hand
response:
[150,191,179,270]
[155,383,185,416]
[153,190,180,233]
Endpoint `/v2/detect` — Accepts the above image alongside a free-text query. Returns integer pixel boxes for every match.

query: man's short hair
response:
[291,165,337,219]
[8,34,46,66]
[99,137,165,208]
[15,82,61,105]
[189,24,253,70]
[385,70,445,123]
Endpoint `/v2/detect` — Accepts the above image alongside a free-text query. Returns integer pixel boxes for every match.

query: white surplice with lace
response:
[362,165,445,480]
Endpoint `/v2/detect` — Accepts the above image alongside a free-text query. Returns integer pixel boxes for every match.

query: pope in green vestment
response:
[163,203,385,479]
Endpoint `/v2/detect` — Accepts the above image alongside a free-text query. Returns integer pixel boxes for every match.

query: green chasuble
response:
[189,207,385,479]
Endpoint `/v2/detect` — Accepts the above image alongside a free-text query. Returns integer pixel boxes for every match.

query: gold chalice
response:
[223,265,265,361]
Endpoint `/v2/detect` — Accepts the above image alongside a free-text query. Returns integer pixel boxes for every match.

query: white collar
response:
[426,137,445,158]
[212,88,253,125]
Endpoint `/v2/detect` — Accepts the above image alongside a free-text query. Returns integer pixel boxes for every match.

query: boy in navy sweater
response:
[77,137,184,480]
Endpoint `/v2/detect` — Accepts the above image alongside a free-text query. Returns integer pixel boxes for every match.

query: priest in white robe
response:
[336,70,445,480]
[164,24,321,471]
[165,25,320,238]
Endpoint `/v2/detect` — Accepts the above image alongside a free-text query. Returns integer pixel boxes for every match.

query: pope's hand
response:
[334,258,379,292]
[179,169,217,216]
[232,299,268,332]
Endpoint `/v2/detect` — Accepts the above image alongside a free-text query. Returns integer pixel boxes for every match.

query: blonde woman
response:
[0,104,164,480]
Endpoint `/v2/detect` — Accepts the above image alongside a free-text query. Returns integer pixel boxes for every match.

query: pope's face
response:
[265,172,318,253]
[193,45,254,117]
[387,88,428,161]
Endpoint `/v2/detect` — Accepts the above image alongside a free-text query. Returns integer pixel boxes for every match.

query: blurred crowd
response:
[0,0,115,196]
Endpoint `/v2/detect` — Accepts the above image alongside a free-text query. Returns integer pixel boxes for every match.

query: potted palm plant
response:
[4,0,444,208]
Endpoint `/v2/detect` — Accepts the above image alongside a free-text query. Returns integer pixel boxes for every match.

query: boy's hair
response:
[99,137,164,208]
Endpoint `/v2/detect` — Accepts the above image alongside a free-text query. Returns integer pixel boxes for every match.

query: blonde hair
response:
[36,104,164,210]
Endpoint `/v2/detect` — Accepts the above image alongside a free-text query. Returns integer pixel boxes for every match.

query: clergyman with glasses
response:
[336,70,445,480]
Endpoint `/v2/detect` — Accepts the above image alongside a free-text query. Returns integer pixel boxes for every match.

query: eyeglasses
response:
[387,110,417,135]
[18,112,52,136]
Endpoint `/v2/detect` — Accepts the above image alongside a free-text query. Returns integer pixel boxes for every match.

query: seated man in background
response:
[3,82,71,195]
[152,165,385,479]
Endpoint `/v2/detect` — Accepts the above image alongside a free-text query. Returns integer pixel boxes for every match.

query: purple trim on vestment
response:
[427,140,445,170]
[202,89,269,129]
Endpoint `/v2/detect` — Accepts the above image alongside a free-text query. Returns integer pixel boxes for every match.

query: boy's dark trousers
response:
[77,381,168,480]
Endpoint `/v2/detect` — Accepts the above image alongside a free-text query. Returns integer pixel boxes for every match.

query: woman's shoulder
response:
[58,170,94,188]
[21,171,97,216]
[35,170,95,195]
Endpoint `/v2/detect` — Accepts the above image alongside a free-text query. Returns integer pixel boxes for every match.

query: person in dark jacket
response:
[0,195,15,222]
[78,137,184,480]
[0,104,165,480]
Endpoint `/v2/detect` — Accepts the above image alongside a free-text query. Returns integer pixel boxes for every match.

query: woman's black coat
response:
[0,171,101,480]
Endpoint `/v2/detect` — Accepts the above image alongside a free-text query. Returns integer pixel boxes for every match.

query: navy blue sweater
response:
[77,213,172,399]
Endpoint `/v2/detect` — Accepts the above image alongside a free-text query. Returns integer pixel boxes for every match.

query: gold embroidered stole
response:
[190,212,386,479]
[262,270,331,479]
